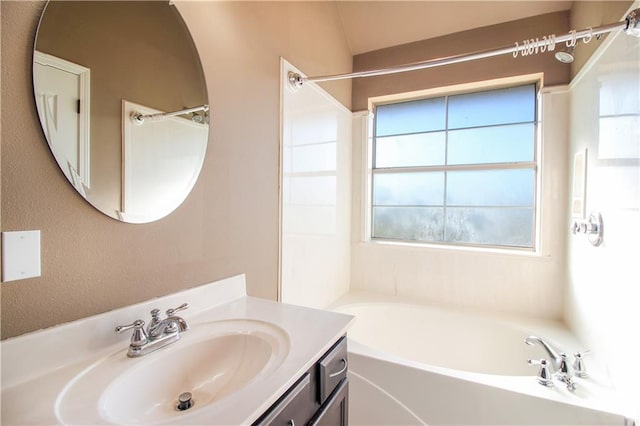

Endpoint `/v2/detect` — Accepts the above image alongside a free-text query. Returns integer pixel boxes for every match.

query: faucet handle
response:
[573,350,591,378]
[528,358,553,386]
[166,303,189,317]
[115,319,148,347]
[557,352,571,375]
[554,353,579,391]
[115,319,145,333]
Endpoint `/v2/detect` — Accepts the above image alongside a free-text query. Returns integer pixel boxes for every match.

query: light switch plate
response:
[2,231,41,282]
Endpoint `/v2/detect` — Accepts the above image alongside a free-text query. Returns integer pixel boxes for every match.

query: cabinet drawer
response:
[253,373,316,426]
[317,336,348,404]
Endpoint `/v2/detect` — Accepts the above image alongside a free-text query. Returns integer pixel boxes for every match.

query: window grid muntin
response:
[443,95,450,239]
[371,83,538,249]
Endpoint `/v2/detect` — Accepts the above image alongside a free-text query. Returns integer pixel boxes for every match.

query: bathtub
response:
[331,293,633,426]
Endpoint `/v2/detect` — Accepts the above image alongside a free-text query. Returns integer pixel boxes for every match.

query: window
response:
[371,83,538,249]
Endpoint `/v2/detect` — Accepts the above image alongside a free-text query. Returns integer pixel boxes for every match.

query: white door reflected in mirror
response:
[34,51,90,195]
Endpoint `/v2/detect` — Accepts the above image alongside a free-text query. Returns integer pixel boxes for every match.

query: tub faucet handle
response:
[573,350,591,378]
[557,352,571,375]
[528,358,553,387]
[554,353,579,391]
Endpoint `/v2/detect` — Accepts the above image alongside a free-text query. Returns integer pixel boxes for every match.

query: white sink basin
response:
[55,319,289,424]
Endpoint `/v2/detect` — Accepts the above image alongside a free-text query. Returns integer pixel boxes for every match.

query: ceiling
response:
[335,1,574,55]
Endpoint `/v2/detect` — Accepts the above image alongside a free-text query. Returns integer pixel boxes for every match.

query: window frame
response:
[368,79,542,252]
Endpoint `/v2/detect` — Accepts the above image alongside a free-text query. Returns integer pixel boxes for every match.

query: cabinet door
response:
[253,373,317,426]
[309,378,349,426]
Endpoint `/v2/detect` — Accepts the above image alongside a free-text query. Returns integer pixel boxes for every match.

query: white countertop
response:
[1,275,354,425]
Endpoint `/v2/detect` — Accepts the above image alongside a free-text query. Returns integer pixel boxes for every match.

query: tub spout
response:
[525,336,563,372]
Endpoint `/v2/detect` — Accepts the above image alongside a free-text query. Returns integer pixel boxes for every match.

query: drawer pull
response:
[328,358,348,378]
[287,420,295,426]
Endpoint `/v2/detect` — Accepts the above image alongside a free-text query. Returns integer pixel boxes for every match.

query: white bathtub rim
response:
[330,291,571,335]
[347,338,632,421]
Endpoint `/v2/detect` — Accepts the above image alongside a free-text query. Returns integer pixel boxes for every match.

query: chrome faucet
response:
[525,335,563,372]
[147,304,189,338]
[525,335,588,391]
[116,303,189,357]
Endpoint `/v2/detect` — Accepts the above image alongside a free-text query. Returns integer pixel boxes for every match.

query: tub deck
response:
[330,291,633,425]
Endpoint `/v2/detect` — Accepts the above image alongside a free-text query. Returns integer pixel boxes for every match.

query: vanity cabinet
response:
[254,336,348,426]
[309,377,348,426]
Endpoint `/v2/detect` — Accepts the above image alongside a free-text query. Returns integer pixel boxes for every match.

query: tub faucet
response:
[525,336,563,372]
[526,336,580,391]
[116,303,189,357]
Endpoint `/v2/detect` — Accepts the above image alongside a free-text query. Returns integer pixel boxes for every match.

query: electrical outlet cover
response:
[2,231,41,282]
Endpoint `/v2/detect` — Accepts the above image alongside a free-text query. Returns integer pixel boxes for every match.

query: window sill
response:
[360,239,552,261]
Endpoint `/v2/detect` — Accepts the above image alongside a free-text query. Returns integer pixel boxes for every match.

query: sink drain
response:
[176,392,194,411]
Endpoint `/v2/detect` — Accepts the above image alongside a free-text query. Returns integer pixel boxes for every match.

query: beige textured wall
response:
[570,1,634,79]
[0,1,351,339]
[352,12,571,111]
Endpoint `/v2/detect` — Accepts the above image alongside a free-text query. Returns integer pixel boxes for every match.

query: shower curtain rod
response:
[288,8,640,87]
[130,104,209,125]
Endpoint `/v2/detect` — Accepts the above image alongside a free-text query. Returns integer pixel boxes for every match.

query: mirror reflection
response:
[33,0,209,223]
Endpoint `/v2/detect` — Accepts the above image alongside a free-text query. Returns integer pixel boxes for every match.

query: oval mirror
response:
[33,1,209,223]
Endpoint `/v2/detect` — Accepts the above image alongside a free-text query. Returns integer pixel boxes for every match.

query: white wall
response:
[350,85,570,320]
[280,61,352,309]
[565,3,640,414]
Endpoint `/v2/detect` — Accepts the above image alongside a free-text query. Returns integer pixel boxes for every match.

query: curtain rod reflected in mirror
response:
[131,104,209,126]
